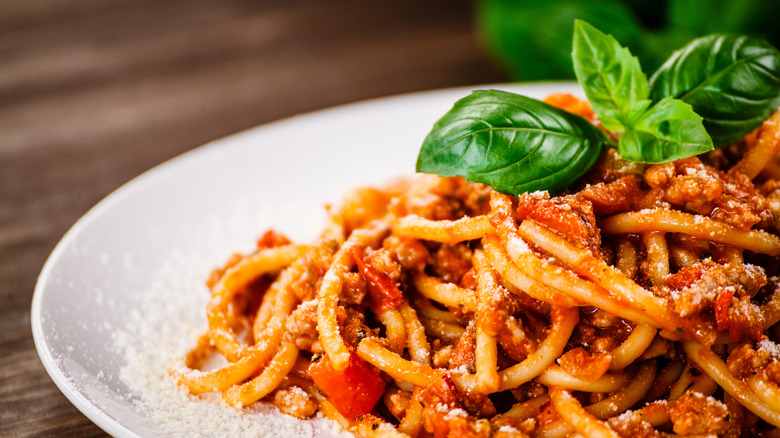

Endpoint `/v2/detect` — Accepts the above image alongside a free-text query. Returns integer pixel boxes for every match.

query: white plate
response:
[31,81,581,437]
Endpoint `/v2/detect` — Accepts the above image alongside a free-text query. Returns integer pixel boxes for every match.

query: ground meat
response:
[727,343,771,379]
[567,307,633,354]
[431,176,492,217]
[645,157,769,230]
[487,284,547,362]
[273,385,318,418]
[291,240,338,301]
[490,418,533,438]
[339,271,367,306]
[419,375,462,436]
[497,316,537,362]
[285,300,321,352]
[646,159,722,212]
[340,306,373,347]
[663,261,766,342]
[587,308,621,329]
[383,235,430,272]
[766,361,780,385]
[609,402,668,438]
[383,386,411,421]
[715,291,764,342]
[431,244,473,284]
[668,391,731,436]
[535,400,561,430]
[579,148,648,185]
[577,176,643,215]
[456,387,497,420]
[365,247,403,283]
[459,267,479,291]
[432,343,454,369]
[516,191,601,255]
[666,261,766,316]
[401,191,463,220]
[391,176,490,221]
[758,180,780,232]
[480,285,522,336]
[444,415,493,438]
[609,418,662,438]
[680,312,721,347]
[450,321,476,373]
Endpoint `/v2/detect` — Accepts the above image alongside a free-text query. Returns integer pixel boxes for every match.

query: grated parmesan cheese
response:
[111,222,351,438]
[506,235,531,257]
[443,408,468,420]
[759,339,780,358]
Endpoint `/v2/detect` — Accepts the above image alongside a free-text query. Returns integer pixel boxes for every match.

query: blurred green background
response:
[475,0,780,81]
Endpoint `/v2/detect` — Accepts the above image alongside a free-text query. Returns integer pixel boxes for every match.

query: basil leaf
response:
[619,97,713,163]
[649,34,780,146]
[416,90,610,195]
[572,19,650,132]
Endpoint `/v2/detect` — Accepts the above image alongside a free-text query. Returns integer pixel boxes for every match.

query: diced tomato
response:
[714,288,762,342]
[309,351,385,419]
[713,288,734,335]
[351,246,403,312]
[419,374,462,437]
[558,347,612,381]
[665,263,709,291]
[256,229,291,249]
[515,193,600,254]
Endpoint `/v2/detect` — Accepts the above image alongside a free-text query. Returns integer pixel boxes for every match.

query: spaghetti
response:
[171,95,780,437]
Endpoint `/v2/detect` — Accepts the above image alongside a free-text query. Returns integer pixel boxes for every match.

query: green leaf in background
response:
[416,90,610,195]
[475,0,780,82]
[667,0,780,44]
[649,34,780,146]
[617,97,713,163]
[571,19,650,131]
[475,0,642,81]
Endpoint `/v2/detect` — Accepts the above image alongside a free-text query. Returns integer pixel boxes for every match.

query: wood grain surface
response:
[0,0,504,436]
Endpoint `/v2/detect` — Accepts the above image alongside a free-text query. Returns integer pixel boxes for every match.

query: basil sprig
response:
[649,34,780,146]
[416,21,780,196]
[572,20,713,163]
[416,90,610,195]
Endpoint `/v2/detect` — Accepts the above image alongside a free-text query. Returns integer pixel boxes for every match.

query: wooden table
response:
[0,1,503,436]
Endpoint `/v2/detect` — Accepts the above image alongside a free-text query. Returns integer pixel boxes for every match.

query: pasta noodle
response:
[170,98,780,437]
